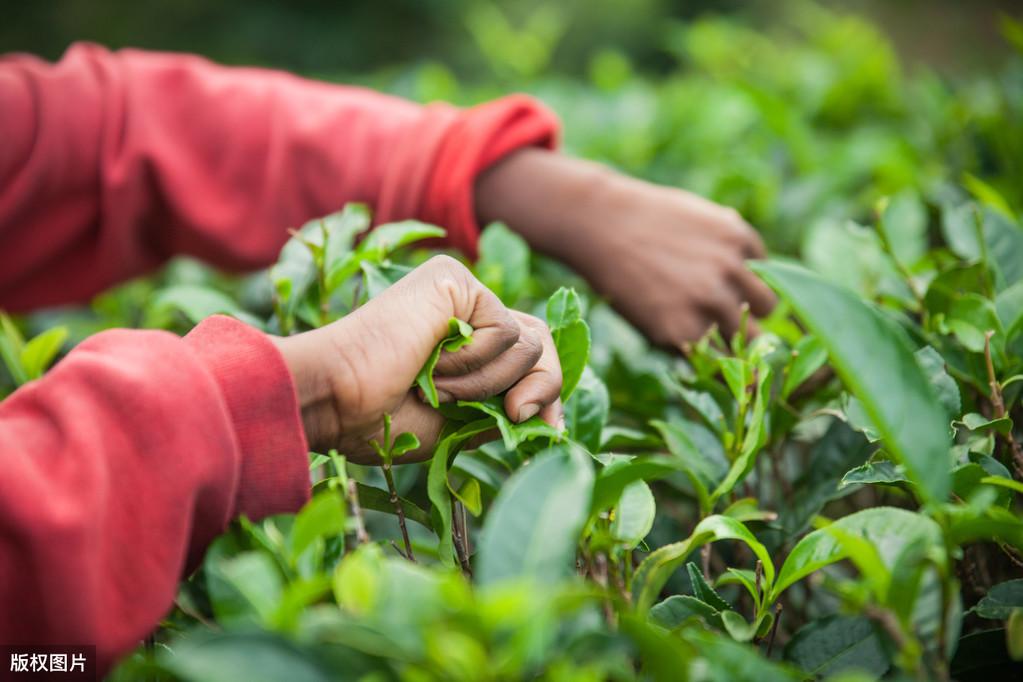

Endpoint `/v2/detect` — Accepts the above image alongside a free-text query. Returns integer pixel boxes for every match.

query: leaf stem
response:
[984,331,1023,479]
[345,477,370,545]
[383,463,415,562]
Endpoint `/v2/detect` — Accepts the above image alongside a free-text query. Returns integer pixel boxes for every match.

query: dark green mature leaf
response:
[778,422,873,535]
[686,562,732,612]
[784,615,889,678]
[839,460,908,489]
[951,629,1017,680]
[752,261,951,502]
[477,444,594,585]
[975,580,1023,619]
[353,482,433,531]
[476,222,530,305]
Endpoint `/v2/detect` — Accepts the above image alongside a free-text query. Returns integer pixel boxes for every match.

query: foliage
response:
[5,5,1023,681]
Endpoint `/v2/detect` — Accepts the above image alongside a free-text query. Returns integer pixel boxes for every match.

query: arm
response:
[476,149,777,347]
[0,256,561,676]
[0,44,557,311]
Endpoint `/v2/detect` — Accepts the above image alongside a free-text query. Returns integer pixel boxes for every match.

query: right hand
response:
[272,255,563,463]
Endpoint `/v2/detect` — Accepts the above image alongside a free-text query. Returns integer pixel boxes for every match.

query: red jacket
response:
[0,44,558,673]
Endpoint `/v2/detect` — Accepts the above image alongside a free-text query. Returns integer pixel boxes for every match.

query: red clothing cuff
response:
[376,94,560,258]
[184,315,310,521]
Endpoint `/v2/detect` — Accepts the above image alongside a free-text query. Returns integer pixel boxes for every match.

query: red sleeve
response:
[0,43,559,311]
[0,315,309,675]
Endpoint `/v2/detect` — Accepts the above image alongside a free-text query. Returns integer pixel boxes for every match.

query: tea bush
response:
[4,6,1023,682]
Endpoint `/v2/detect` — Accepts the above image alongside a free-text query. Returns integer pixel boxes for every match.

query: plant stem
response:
[382,463,415,562]
[701,543,712,580]
[765,603,782,657]
[983,331,1023,479]
[452,498,473,576]
[346,477,370,545]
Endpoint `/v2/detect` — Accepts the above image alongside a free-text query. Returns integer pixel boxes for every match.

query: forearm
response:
[0,316,308,674]
[0,44,558,312]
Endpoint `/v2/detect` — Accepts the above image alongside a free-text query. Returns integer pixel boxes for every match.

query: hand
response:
[476,149,776,350]
[271,255,563,463]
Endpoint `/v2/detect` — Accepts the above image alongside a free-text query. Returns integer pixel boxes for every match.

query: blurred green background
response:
[5,0,1023,257]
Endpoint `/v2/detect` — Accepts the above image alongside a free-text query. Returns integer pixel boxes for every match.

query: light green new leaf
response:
[546,287,591,400]
[563,367,609,452]
[751,260,951,502]
[781,334,828,399]
[770,507,942,602]
[476,222,530,305]
[20,327,68,380]
[289,490,346,563]
[358,221,446,260]
[610,480,656,547]
[633,515,774,613]
[477,444,594,585]
[416,317,474,408]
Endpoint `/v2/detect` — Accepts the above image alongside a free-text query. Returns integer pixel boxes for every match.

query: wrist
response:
[270,329,341,453]
[476,149,617,265]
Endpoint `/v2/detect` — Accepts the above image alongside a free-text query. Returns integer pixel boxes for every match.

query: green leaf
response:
[358,220,446,260]
[1009,610,1023,660]
[686,562,732,612]
[415,317,474,408]
[784,615,889,678]
[878,189,927,267]
[161,631,333,682]
[208,551,285,626]
[477,444,594,585]
[476,222,530,305]
[650,418,727,513]
[975,579,1023,620]
[649,594,720,629]
[19,326,67,380]
[751,260,951,502]
[333,543,382,616]
[427,419,494,567]
[720,610,758,642]
[563,367,609,452]
[289,490,346,563]
[964,173,1016,222]
[391,432,420,457]
[455,478,483,517]
[352,481,433,531]
[915,346,961,419]
[590,455,683,515]
[770,507,942,601]
[957,413,1013,436]
[633,515,774,613]
[323,204,371,275]
[839,460,909,489]
[546,288,591,400]
[147,284,264,329]
[610,480,656,547]
[781,334,828,399]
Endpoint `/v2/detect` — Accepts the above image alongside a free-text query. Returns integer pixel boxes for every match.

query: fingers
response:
[731,264,777,317]
[503,314,564,425]
[432,317,543,401]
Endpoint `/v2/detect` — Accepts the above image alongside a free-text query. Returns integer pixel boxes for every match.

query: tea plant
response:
[3,7,1023,682]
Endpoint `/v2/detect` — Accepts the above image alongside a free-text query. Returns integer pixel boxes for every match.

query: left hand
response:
[476,149,777,351]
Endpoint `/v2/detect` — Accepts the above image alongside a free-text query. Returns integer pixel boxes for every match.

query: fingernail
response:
[517,403,540,422]
[557,416,566,432]
[436,389,453,403]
